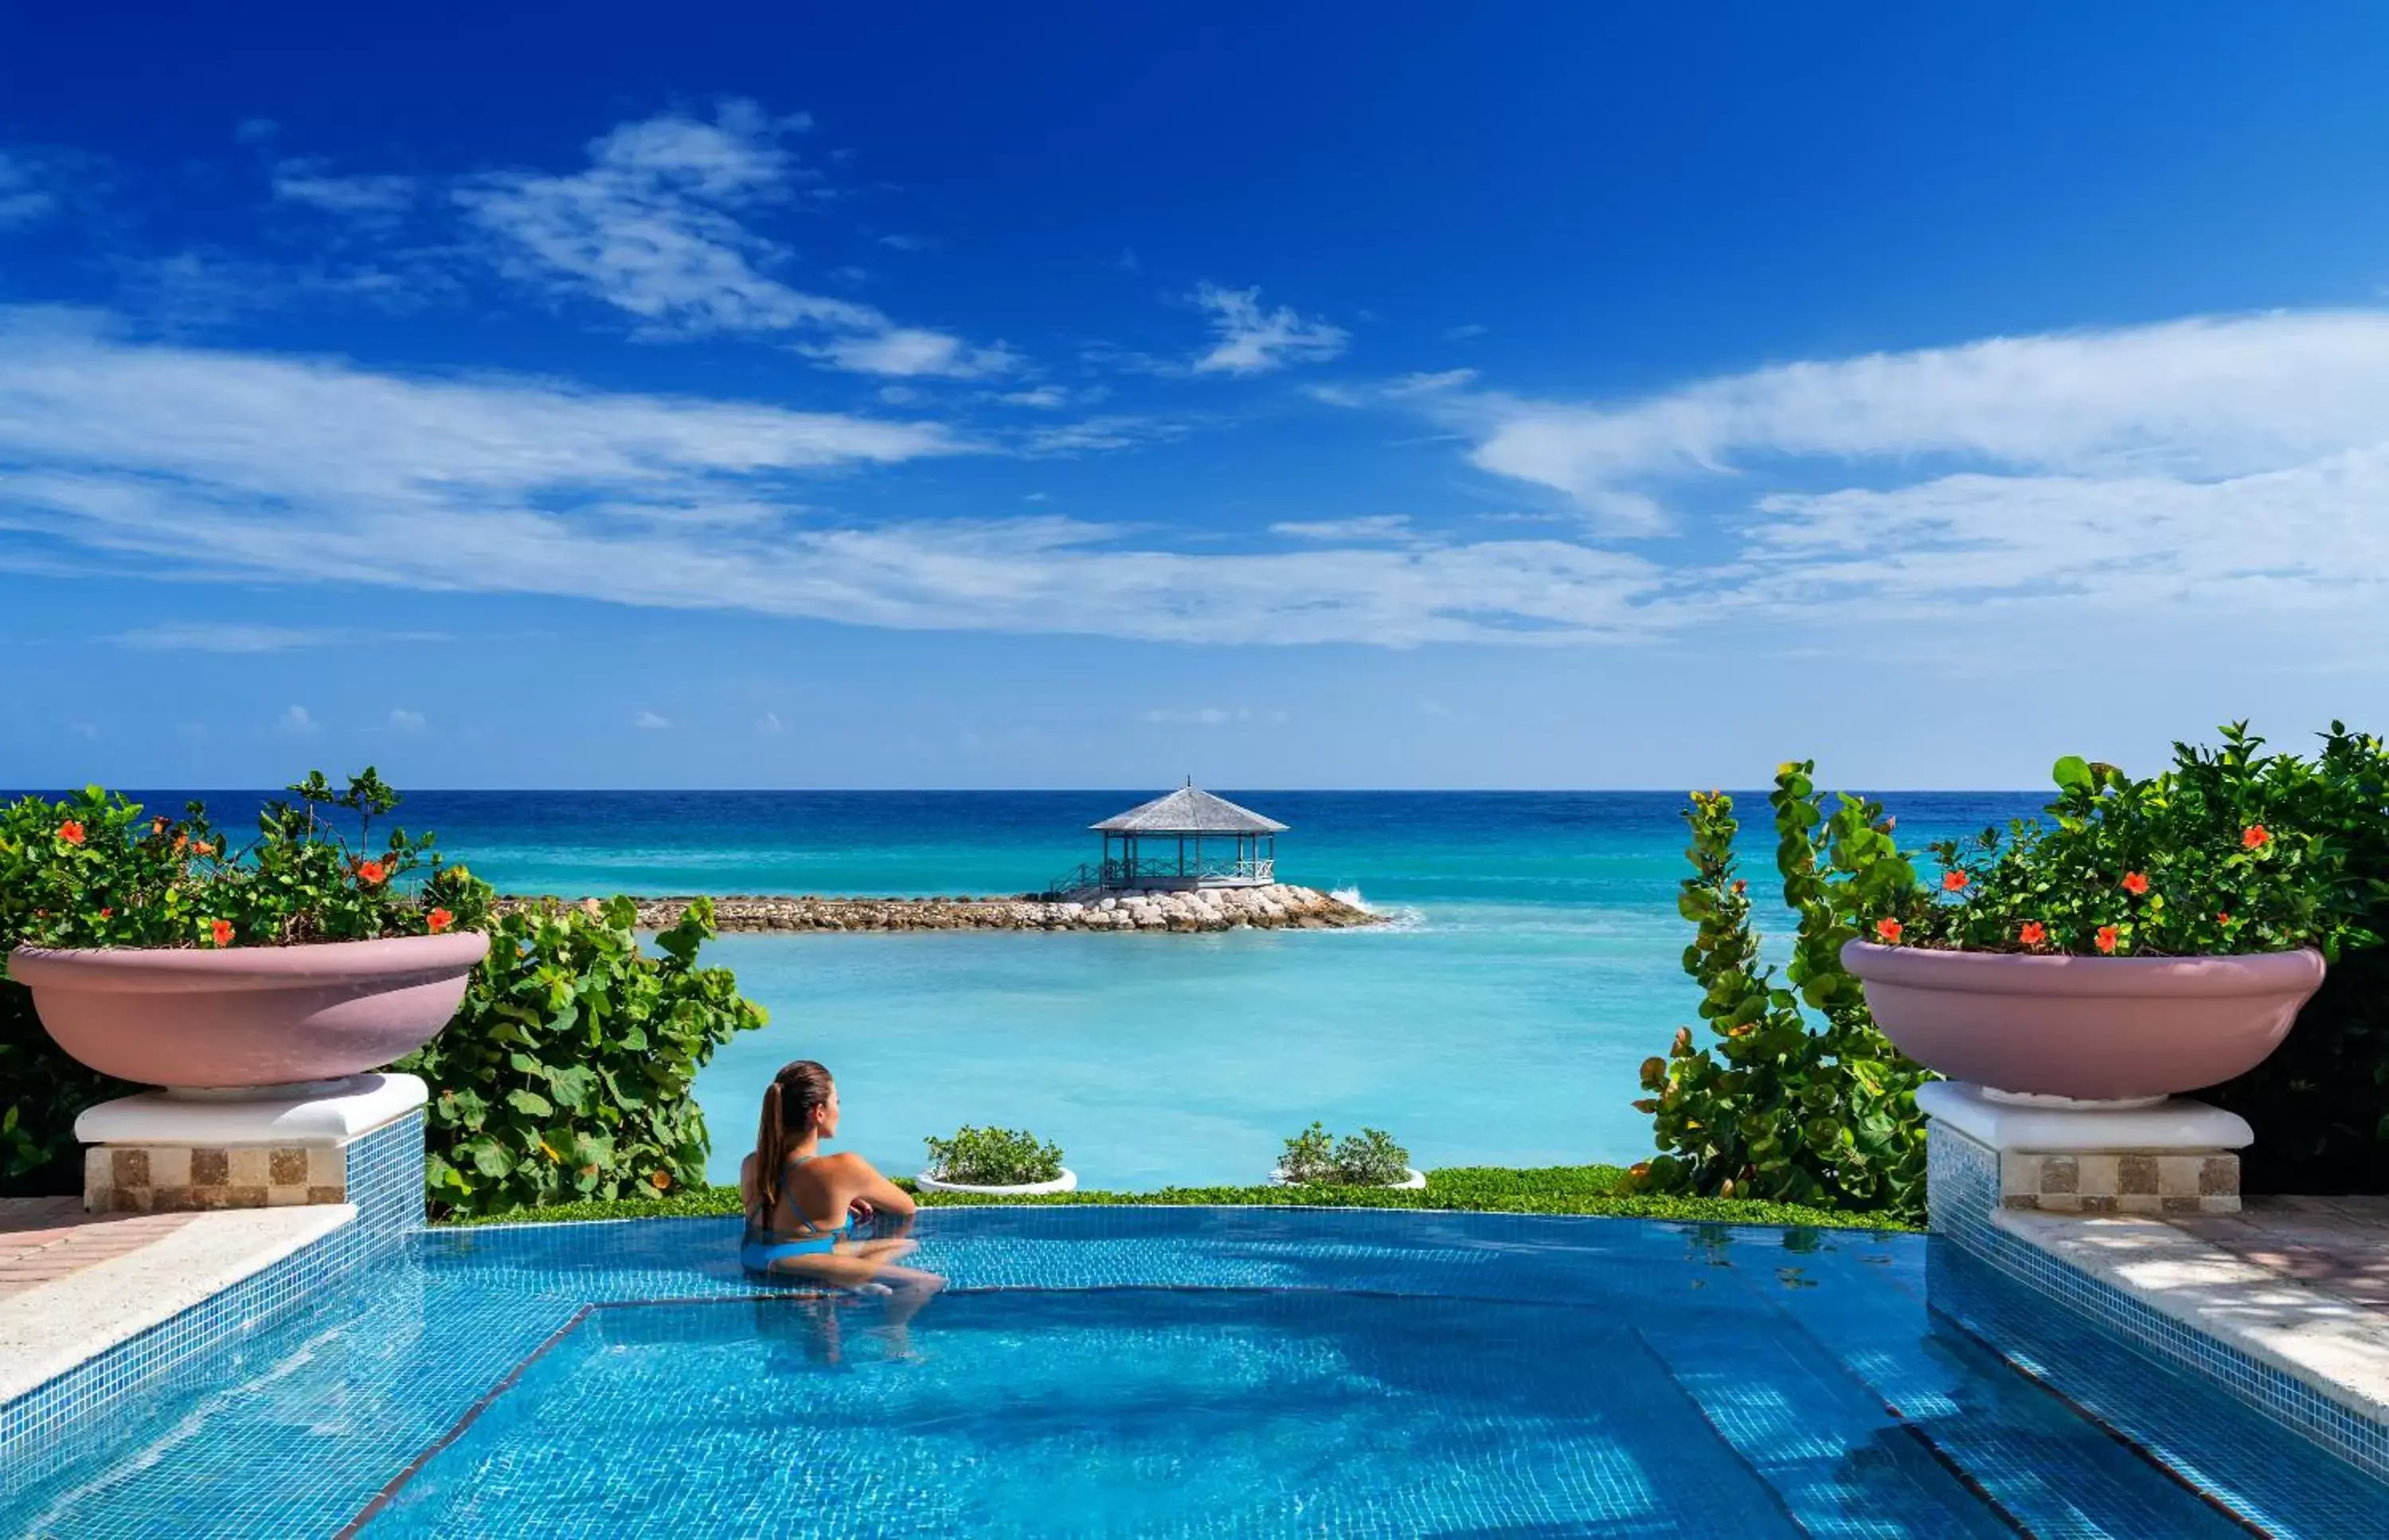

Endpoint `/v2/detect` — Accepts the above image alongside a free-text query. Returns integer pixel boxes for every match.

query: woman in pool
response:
[740,1059,945,1305]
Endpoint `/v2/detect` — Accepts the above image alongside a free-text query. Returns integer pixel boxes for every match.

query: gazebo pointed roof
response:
[1091,786,1287,834]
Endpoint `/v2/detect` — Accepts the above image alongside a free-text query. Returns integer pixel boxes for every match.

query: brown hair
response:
[752,1060,834,1222]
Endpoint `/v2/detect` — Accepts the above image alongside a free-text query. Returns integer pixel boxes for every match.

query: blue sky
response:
[4,5,2387,788]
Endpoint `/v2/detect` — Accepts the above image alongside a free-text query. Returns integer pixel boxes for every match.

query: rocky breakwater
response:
[525,884,1384,934]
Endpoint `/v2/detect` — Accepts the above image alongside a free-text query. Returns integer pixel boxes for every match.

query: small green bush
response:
[401,895,766,1218]
[1278,1122,1413,1185]
[921,1125,1065,1186]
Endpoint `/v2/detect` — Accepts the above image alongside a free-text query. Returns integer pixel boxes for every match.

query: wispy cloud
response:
[1140,706,1288,725]
[800,327,1019,379]
[1188,283,1347,375]
[1270,515,1415,543]
[276,704,317,736]
[452,100,1008,376]
[387,707,428,734]
[0,150,59,229]
[633,709,671,729]
[113,623,453,653]
[272,159,420,225]
[0,316,1668,647]
[1434,309,2389,617]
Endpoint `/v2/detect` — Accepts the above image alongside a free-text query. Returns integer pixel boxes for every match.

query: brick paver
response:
[2172,1194,2389,1313]
[0,1197,195,1296]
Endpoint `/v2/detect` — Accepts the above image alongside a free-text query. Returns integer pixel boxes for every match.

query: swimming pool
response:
[5,1209,2382,1536]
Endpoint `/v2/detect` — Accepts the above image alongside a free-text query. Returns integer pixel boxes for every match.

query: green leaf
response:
[2052,755,2094,791]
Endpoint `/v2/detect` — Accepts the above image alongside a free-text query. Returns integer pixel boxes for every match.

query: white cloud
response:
[272,160,420,223]
[1436,308,2389,618]
[1271,515,1414,543]
[458,101,871,337]
[634,710,671,729]
[1444,323,1488,341]
[996,385,1069,408]
[1022,415,1184,455]
[387,707,427,734]
[800,327,1018,379]
[1188,283,1348,375]
[277,704,316,735]
[113,623,452,652]
[1140,706,1292,726]
[452,100,1011,377]
[0,315,1669,647]
[756,710,788,735]
[0,150,58,230]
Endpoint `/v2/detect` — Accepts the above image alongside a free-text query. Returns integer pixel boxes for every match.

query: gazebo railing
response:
[1102,854,1275,886]
[1040,855,1276,895]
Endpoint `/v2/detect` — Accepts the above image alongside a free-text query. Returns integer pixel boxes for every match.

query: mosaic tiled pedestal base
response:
[1918,1080,2246,1216]
[74,1072,429,1233]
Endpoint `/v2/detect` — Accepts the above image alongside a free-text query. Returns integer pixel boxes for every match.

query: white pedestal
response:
[76,1073,428,1213]
[1919,1081,2246,1216]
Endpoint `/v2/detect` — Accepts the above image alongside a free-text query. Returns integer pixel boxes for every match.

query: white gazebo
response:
[1082,784,1288,892]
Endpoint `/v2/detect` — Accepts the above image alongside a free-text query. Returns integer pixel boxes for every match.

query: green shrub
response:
[921,1125,1065,1186]
[439,1164,1910,1233]
[0,772,485,1193]
[400,896,766,1218]
[1629,768,1930,1220]
[1277,1122,1413,1185]
[1894,725,2379,960]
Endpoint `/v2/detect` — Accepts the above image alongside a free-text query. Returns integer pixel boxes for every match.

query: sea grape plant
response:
[400,895,767,1217]
[921,1125,1066,1186]
[1628,766,1930,1220]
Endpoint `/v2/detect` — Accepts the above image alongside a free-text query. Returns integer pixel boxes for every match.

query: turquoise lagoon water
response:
[75,790,2043,1187]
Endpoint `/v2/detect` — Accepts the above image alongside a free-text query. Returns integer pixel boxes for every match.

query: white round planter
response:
[914,1167,1078,1195]
[1271,1167,1427,1190]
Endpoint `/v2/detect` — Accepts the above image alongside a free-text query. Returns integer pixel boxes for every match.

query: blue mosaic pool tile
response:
[0,1111,426,1491]
[1926,1120,2389,1486]
[8,1186,2389,1535]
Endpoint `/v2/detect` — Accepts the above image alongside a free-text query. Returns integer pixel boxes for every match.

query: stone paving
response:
[2173,1194,2389,1313]
[0,1197,193,1297]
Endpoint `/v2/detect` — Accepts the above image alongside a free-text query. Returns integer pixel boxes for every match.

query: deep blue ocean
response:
[27,788,2047,1187]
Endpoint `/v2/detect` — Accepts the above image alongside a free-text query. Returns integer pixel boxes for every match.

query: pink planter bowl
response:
[1841,940,2325,1102]
[7,932,490,1090]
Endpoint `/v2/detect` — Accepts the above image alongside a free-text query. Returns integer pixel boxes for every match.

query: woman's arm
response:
[738,1153,757,1211]
[838,1154,917,1217]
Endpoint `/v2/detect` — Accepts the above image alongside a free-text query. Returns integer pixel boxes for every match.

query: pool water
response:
[6,1210,2383,1537]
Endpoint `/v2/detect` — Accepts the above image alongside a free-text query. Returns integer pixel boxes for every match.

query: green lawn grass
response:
[439,1163,1915,1233]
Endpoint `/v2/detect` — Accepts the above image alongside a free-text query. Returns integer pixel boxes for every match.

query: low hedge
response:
[436,1162,1913,1233]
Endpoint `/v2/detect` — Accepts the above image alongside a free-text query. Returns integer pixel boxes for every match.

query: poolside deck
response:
[0,1195,353,1404]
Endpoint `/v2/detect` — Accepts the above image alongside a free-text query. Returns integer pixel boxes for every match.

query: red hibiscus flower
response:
[2218,912,2232,926]
[1874,917,1903,944]
[356,860,387,885]
[208,918,233,948]
[2094,925,2119,954]
[2242,825,2270,850]
[426,908,455,934]
[57,820,84,846]
[1942,870,1969,892]
[2121,872,2150,896]
[649,1170,672,1191]
[2018,920,2046,946]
